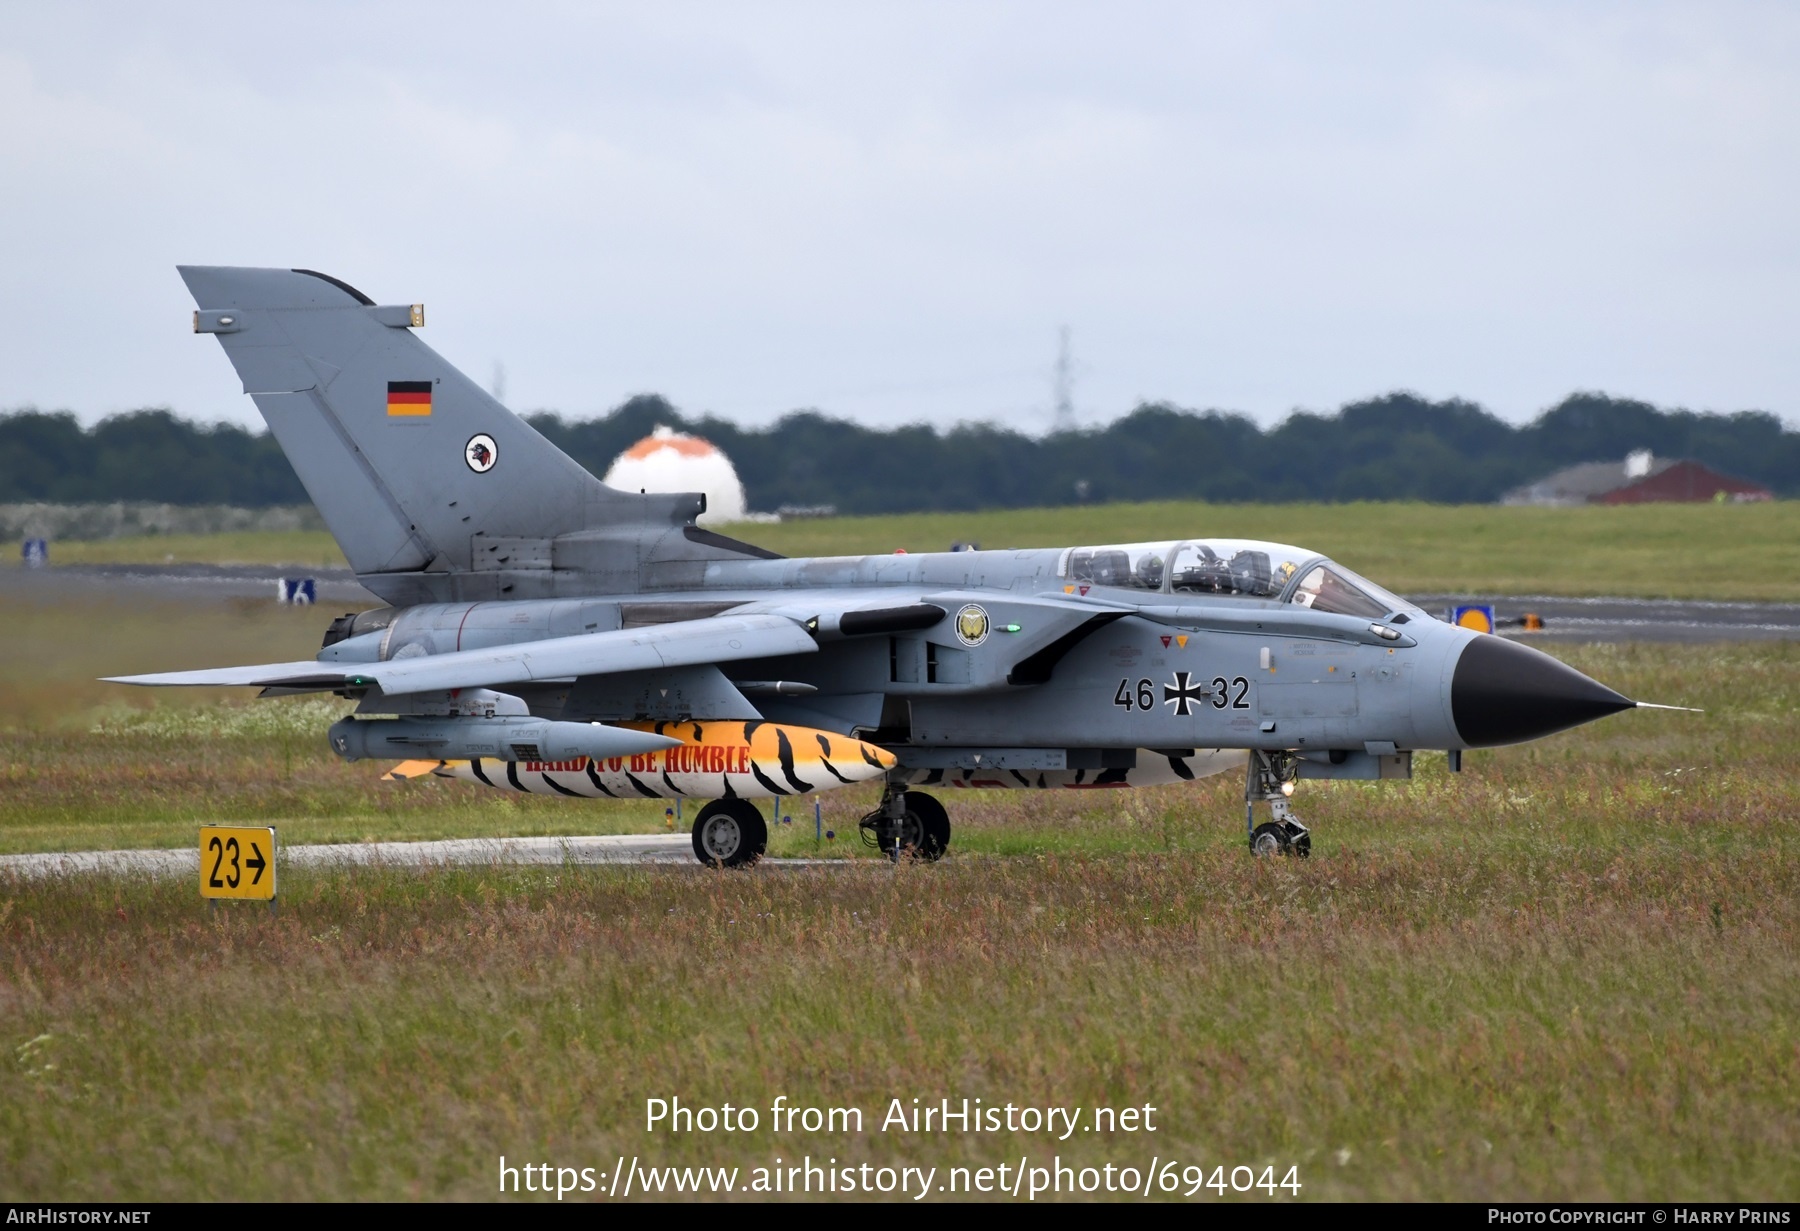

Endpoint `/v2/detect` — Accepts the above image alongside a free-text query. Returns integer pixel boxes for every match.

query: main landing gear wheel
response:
[692,799,767,868]
[860,788,951,861]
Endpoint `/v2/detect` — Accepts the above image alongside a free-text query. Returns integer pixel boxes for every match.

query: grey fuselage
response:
[321,543,1469,767]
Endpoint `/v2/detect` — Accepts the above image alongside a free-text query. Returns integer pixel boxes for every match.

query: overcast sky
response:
[2,2,1796,433]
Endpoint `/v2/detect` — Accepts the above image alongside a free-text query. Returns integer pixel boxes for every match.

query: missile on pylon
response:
[327,716,682,764]
[388,720,896,800]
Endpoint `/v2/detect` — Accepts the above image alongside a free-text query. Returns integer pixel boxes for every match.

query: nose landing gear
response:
[859,783,951,861]
[1246,751,1310,858]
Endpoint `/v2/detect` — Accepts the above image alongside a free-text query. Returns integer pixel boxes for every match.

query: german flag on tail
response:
[386,381,432,417]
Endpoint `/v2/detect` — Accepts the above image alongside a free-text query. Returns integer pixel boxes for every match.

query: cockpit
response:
[1059,538,1418,618]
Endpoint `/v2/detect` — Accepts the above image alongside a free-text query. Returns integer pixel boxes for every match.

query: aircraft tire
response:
[1249,821,1293,857]
[879,790,951,862]
[692,799,767,868]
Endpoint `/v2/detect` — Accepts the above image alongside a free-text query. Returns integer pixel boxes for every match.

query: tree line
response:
[2,391,1793,514]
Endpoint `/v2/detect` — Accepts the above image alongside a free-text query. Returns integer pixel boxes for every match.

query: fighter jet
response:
[111,267,1658,864]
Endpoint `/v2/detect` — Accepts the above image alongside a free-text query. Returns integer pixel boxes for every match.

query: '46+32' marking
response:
[1115,672,1250,716]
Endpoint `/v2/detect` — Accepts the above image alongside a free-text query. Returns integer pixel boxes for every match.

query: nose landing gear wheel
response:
[1249,820,1312,858]
[692,799,768,867]
[1249,822,1287,857]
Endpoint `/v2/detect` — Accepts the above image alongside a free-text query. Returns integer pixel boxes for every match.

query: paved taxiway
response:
[5,562,381,605]
[1409,593,1800,643]
[0,833,815,879]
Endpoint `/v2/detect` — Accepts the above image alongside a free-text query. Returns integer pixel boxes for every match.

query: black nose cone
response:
[1451,635,1634,747]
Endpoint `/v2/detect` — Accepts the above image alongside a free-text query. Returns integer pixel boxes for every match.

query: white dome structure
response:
[602,425,747,525]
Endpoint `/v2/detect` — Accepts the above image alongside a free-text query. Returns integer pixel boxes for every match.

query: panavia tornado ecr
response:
[111,266,1675,864]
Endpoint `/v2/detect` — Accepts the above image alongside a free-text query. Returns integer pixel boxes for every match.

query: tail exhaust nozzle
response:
[328,717,682,763]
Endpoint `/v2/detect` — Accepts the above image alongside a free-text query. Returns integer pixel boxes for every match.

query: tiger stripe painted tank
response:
[398,720,895,800]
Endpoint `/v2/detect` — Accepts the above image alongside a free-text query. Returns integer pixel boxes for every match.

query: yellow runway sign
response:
[199,826,276,901]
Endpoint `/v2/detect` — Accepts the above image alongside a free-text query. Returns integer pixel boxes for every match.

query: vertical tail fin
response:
[179,266,732,602]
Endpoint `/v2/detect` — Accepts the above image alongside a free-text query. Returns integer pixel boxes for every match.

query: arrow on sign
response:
[246,842,267,885]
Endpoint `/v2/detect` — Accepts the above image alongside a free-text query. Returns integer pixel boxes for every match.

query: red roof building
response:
[1597,459,1772,504]
[1503,452,1773,506]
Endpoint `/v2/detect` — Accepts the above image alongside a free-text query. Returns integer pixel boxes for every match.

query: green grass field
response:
[9,498,1799,601]
[1,577,1797,1200]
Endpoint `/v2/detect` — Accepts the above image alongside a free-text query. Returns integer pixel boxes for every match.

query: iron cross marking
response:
[1163,670,1207,716]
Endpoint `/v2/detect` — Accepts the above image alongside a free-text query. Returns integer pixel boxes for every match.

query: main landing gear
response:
[691,798,768,867]
[859,782,951,861]
[691,787,954,868]
[1246,750,1310,858]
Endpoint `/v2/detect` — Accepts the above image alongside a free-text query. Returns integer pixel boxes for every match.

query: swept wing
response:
[105,614,818,696]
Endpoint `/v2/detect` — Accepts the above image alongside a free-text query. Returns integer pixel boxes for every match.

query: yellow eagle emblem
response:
[955,604,990,647]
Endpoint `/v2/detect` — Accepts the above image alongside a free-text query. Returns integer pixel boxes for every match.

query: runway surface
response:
[1408,594,1800,643]
[4,562,379,605]
[0,832,848,879]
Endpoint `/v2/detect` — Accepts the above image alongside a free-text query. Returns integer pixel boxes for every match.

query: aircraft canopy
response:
[1059,538,1416,618]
